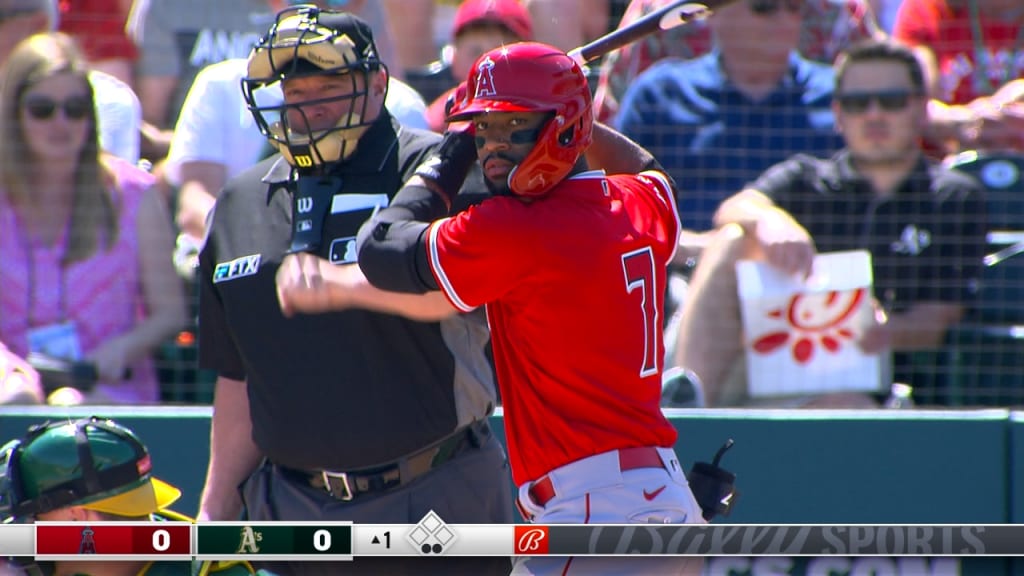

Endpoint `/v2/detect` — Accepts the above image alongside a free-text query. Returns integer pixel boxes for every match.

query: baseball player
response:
[279,42,706,575]
[0,416,264,576]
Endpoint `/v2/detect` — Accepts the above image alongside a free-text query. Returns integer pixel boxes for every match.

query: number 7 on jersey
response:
[622,247,660,378]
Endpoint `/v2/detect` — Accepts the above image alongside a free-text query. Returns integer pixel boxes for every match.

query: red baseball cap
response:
[452,0,533,42]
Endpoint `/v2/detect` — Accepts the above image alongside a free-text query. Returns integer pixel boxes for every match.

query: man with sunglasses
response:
[673,39,987,407]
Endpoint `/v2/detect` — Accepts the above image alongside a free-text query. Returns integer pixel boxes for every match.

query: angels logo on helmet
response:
[474,56,498,98]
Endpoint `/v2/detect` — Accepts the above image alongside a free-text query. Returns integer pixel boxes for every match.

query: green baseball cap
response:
[0,417,180,521]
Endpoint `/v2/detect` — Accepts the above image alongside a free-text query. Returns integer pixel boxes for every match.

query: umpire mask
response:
[243,6,387,169]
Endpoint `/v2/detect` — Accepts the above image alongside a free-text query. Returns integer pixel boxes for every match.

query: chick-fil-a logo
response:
[515,526,550,554]
[751,288,866,364]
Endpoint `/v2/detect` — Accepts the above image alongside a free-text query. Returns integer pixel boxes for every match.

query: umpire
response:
[196,6,512,575]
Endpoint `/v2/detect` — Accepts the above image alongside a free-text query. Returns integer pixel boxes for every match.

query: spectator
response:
[673,39,987,407]
[594,0,882,123]
[57,0,137,86]
[893,0,1024,153]
[1,0,141,164]
[382,0,444,72]
[423,0,533,133]
[615,0,844,231]
[523,0,610,52]
[0,33,186,404]
[0,416,262,575]
[126,0,274,160]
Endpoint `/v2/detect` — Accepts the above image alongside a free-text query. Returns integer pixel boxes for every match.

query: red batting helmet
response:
[447,42,593,197]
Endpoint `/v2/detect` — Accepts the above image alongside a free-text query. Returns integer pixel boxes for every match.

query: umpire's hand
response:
[276,252,350,317]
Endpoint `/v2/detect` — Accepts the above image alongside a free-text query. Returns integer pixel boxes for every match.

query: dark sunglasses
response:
[749,0,803,15]
[22,95,91,121]
[835,90,920,114]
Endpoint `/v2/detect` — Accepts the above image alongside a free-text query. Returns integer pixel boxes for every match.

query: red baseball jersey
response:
[425,170,681,485]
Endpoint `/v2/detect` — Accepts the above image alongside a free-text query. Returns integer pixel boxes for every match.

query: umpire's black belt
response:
[278,420,490,501]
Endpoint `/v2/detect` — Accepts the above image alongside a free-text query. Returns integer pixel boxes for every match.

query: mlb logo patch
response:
[329,237,359,264]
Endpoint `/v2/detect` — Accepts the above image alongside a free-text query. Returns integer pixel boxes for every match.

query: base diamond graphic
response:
[407,510,456,555]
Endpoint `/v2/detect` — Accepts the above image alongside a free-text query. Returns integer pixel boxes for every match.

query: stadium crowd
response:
[0,0,1020,419]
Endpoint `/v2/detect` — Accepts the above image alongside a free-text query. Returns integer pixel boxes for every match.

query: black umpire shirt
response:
[198,112,496,470]
[751,149,986,314]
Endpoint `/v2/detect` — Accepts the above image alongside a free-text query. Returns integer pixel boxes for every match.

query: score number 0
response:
[152,529,171,552]
[313,529,333,552]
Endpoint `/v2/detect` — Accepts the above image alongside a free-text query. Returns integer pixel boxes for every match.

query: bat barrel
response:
[569,0,735,65]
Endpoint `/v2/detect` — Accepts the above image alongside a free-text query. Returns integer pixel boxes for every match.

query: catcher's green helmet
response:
[0,417,180,522]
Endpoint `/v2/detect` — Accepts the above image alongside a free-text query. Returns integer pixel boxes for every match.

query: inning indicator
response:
[196,522,352,560]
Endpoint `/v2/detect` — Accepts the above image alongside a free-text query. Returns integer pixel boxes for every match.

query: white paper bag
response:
[736,250,884,398]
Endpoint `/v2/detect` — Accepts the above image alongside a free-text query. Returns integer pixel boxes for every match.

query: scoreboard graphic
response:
[2,515,1023,560]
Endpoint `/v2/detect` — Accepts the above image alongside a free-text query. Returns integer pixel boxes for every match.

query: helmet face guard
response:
[447,43,593,197]
[0,417,156,523]
[242,6,386,169]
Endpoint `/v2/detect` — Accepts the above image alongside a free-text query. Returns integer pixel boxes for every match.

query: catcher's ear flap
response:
[687,439,738,521]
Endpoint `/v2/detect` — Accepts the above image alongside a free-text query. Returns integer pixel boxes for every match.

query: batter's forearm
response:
[199,377,263,521]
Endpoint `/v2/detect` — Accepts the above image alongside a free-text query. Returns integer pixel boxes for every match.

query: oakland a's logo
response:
[474,56,497,98]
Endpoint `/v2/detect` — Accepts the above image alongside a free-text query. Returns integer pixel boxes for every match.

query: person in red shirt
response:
[894,0,1024,152]
[276,42,705,575]
[58,0,137,87]
[424,0,534,132]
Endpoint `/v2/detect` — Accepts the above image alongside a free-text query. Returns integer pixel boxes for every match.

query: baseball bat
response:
[567,0,740,65]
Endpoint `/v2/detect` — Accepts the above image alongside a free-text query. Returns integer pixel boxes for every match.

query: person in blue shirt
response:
[615,0,844,231]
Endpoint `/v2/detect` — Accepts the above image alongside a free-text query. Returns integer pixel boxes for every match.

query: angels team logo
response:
[751,288,866,364]
[474,56,498,98]
[79,527,97,554]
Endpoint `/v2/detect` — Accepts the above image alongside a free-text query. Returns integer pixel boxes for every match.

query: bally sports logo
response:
[515,526,549,555]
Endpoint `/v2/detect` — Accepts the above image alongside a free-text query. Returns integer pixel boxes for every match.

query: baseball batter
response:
[279,42,706,575]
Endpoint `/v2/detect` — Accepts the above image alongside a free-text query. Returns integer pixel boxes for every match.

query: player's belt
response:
[279,420,490,501]
[528,446,667,507]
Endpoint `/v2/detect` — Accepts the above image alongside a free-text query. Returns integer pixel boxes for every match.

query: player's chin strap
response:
[687,439,738,521]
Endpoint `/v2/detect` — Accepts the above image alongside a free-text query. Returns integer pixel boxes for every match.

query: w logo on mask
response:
[474,56,498,98]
